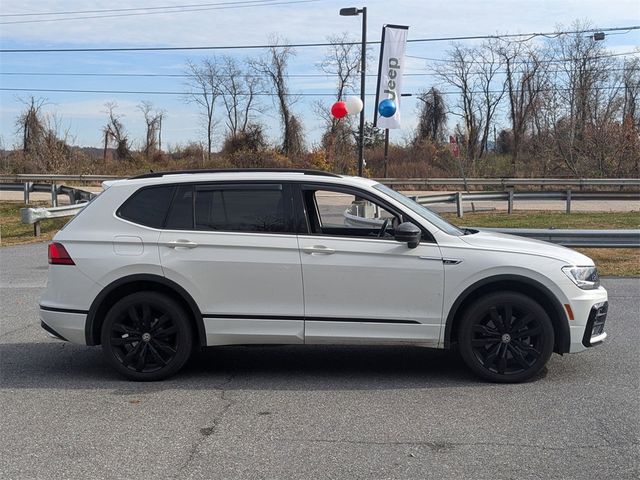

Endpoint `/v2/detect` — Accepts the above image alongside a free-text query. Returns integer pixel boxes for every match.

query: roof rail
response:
[129,168,341,180]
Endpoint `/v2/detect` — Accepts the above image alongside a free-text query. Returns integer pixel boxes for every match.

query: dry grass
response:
[0,202,69,246]
[574,248,640,277]
[442,210,639,229]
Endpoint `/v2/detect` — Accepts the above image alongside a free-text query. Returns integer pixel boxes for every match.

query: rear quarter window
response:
[117,185,175,228]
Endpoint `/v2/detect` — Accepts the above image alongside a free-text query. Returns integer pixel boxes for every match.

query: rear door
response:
[158,182,304,345]
[296,184,445,346]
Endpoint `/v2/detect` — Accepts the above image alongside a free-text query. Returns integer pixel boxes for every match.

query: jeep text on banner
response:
[374,24,409,129]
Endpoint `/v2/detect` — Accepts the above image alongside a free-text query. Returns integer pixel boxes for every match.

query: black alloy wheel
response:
[101,291,193,381]
[458,292,554,383]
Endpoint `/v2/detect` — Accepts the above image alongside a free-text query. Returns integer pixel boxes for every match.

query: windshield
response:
[373,184,464,236]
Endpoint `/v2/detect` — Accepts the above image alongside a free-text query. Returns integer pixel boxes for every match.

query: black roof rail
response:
[129,168,341,180]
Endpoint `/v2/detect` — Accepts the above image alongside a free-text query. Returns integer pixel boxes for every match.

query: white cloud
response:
[2,0,638,46]
[1,0,638,147]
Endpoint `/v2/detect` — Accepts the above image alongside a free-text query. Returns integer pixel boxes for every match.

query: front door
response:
[296,185,445,346]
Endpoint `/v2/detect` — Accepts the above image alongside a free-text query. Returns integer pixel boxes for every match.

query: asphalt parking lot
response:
[1,243,638,480]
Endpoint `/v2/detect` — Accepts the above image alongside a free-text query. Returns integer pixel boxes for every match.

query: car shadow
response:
[0,341,547,392]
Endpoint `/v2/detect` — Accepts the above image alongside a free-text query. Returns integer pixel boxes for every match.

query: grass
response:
[1,202,638,276]
[573,248,640,277]
[0,202,70,246]
[441,210,639,229]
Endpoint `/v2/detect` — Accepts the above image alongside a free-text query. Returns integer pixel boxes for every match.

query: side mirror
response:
[394,222,421,249]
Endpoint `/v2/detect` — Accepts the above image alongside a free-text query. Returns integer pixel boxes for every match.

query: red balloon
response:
[331,101,348,119]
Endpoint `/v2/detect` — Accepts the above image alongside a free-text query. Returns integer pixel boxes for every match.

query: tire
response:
[101,291,193,381]
[457,291,554,383]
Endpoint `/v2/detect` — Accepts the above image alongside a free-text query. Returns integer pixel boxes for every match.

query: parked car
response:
[40,169,608,382]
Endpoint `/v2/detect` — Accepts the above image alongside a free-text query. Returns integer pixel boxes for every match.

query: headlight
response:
[562,266,600,290]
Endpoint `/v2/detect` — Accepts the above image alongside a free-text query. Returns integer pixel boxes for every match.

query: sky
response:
[0,0,639,152]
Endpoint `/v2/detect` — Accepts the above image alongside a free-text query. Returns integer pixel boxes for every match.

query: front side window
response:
[373,183,464,236]
[303,187,399,239]
[194,185,291,233]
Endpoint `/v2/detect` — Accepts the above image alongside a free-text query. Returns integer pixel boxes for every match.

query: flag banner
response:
[374,24,409,129]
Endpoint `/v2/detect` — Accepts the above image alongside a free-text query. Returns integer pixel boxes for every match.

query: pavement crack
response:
[173,374,236,478]
[277,437,635,453]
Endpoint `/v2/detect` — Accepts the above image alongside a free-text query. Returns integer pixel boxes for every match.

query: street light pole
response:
[340,6,367,177]
[358,7,367,177]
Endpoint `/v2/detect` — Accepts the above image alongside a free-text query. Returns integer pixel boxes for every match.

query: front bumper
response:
[582,301,608,347]
[567,287,608,353]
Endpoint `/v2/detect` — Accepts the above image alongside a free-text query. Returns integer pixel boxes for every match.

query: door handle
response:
[302,245,335,255]
[167,239,199,249]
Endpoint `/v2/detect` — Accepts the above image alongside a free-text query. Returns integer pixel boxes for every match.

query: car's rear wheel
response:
[101,291,193,381]
[458,291,554,383]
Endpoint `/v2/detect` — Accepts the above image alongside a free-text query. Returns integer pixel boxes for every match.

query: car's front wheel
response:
[101,291,193,381]
[458,291,554,383]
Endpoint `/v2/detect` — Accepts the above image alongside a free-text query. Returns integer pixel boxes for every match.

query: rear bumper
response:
[39,305,88,345]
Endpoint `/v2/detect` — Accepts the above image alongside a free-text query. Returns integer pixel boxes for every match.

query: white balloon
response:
[345,96,363,115]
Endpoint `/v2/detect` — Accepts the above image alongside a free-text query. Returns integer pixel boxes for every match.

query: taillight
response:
[48,242,75,265]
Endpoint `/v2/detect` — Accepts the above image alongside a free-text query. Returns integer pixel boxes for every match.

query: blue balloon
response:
[378,99,397,118]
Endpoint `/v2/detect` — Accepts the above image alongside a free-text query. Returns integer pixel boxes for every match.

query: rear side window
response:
[117,186,174,228]
[194,185,290,233]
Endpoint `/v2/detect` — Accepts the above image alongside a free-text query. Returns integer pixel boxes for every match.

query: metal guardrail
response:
[2,174,639,187]
[19,200,640,247]
[0,174,120,183]
[343,207,639,248]
[472,228,640,248]
[414,190,640,216]
[20,203,87,236]
[377,177,640,187]
[0,182,96,206]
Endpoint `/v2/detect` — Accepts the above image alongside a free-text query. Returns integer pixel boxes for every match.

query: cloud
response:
[2,0,638,47]
[1,0,638,147]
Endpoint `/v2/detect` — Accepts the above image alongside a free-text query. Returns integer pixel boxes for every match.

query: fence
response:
[342,205,639,248]
[21,203,87,236]
[377,177,640,188]
[5,174,639,245]
[21,199,639,247]
[413,190,639,217]
[2,174,640,188]
[0,182,95,206]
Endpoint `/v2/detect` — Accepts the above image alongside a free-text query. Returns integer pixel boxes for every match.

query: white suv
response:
[40,169,608,382]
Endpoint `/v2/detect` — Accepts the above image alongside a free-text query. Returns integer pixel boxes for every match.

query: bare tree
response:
[436,45,483,173]
[320,32,362,101]
[415,87,447,143]
[157,110,166,152]
[622,56,640,129]
[218,55,262,140]
[498,41,548,174]
[250,37,304,156]
[185,58,222,161]
[102,102,130,161]
[16,96,47,154]
[476,40,505,157]
[138,101,162,159]
[314,33,362,165]
[550,21,613,175]
[14,97,75,171]
[621,56,640,175]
